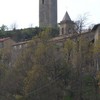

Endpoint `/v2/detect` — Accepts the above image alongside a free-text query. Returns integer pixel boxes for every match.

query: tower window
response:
[62,28,64,35]
[42,0,44,4]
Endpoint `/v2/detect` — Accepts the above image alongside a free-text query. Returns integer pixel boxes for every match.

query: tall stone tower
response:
[39,0,57,28]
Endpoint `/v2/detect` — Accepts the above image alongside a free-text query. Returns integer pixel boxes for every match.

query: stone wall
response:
[39,0,57,27]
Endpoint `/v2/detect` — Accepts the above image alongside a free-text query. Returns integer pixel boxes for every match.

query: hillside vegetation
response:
[0,29,100,100]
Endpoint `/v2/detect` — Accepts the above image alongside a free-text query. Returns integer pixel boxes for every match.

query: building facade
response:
[39,0,57,27]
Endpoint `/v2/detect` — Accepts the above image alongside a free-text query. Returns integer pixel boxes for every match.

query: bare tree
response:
[10,23,18,30]
[75,13,89,34]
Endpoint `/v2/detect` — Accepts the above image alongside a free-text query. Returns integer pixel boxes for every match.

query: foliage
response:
[0,25,59,43]
[0,28,99,100]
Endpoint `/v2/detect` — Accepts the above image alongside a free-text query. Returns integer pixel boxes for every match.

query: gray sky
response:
[0,0,100,29]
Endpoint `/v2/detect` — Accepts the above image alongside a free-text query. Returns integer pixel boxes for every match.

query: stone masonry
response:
[39,0,57,27]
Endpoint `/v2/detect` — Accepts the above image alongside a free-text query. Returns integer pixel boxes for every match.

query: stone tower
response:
[39,0,57,27]
[59,11,75,35]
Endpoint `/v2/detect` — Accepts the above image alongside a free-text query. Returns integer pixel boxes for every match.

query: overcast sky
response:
[0,0,100,29]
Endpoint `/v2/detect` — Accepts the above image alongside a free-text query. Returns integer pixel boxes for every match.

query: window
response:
[42,0,44,4]
[62,28,64,35]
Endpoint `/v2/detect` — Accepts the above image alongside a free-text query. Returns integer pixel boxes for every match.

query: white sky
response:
[0,0,100,29]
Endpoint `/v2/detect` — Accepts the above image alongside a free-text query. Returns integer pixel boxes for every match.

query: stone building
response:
[2,0,98,70]
[0,37,15,49]
[59,11,75,35]
[93,24,100,41]
[39,0,57,27]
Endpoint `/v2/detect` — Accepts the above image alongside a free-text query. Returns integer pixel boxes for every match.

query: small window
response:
[62,28,64,35]
[42,0,44,4]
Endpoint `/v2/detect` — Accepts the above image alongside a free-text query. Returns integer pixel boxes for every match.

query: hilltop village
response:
[0,0,99,68]
[0,0,99,50]
[0,0,100,100]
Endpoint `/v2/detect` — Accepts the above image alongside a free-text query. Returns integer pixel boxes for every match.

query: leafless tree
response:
[75,13,89,34]
[10,23,18,30]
